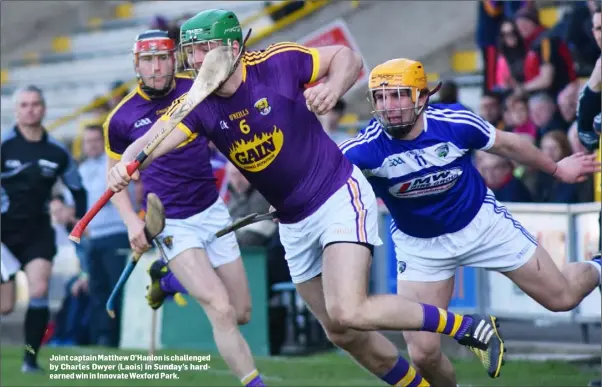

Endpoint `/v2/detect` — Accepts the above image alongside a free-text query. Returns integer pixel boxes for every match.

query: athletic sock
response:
[420,304,472,340]
[381,357,430,386]
[159,272,188,294]
[241,370,265,387]
[24,305,49,365]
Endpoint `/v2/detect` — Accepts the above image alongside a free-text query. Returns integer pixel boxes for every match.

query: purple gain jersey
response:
[104,76,218,219]
[161,43,352,223]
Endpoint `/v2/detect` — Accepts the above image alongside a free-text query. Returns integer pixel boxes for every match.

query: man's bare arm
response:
[107,156,140,225]
[316,45,363,99]
[487,129,557,175]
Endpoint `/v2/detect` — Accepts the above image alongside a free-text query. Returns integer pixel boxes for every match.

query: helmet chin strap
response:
[138,74,175,98]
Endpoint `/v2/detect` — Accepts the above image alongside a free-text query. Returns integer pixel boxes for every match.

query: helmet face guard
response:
[366,58,442,139]
[179,39,229,75]
[133,31,177,98]
[367,86,428,138]
[179,9,243,76]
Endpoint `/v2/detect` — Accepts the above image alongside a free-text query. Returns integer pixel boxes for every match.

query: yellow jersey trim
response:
[243,42,319,84]
[103,88,138,160]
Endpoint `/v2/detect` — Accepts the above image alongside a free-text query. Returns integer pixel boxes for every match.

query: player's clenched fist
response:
[304,83,338,116]
[107,161,140,192]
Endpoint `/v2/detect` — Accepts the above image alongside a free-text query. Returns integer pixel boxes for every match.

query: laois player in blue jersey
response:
[340,58,602,386]
[108,9,508,387]
[104,30,265,387]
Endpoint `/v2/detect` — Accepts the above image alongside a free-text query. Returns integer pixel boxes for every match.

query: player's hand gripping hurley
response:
[69,30,252,243]
[106,193,165,318]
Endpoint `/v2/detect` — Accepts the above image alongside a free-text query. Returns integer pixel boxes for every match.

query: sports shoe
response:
[146,259,169,310]
[21,361,44,374]
[456,314,505,378]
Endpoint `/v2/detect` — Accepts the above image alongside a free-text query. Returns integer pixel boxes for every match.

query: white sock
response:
[584,260,602,284]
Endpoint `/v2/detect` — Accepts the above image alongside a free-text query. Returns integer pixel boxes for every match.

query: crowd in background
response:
[470,0,600,203]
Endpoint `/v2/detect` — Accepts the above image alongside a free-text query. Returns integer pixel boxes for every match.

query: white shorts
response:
[1,243,20,282]
[156,197,241,268]
[279,166,382,284]
[394,190,538,282]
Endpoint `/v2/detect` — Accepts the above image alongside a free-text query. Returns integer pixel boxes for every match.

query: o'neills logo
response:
[229,126,283,172]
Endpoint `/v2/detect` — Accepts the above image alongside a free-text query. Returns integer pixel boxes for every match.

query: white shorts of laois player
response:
[279,165,383,284]
[156,197,241,267]
[394,189,538,282]
[1,243,20,282]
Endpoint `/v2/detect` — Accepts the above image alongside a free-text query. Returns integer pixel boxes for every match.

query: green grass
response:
[1,345,597,386]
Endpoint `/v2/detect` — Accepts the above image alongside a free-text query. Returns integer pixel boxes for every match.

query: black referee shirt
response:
[1,125,87,232]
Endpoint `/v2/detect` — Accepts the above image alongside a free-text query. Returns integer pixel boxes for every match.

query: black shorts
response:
[1,223,57,267]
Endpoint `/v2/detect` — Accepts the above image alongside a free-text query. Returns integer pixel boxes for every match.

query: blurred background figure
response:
[475,151,533,202]
[76,124,130,348]
[535,130,593,203]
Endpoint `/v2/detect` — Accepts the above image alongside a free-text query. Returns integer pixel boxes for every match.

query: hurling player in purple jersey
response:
[341,58,602,386]
[108,10,508,387]
[104,30,263,387]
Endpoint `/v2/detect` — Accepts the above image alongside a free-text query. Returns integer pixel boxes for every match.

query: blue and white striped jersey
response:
[340,103,497,238]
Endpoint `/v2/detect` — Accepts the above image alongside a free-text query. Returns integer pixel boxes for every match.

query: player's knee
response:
[28,281,49,299]
[324,327,361,349]
[236,304,251,325]
[539,293,577,312]
[407,341,443,370]
[326,303,359,330]
[205,299,238,329]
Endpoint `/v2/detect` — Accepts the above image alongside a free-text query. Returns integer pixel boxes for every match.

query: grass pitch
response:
[0,345,598,386]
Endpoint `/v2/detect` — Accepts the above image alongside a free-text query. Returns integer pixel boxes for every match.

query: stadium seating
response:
[0,1,268,139]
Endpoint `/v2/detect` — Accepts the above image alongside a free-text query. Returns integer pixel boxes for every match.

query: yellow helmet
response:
[367,58,440,138]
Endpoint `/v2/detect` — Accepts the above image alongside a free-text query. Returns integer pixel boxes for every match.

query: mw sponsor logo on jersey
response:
[388,167,463,198]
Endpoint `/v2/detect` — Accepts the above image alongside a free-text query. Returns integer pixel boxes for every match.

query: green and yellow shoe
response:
[145,259,169,310]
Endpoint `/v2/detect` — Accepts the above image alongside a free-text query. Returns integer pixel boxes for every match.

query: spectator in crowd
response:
[475,151,533,202]
[578,7,602,154]
[77,124,130,347]
[48,194,92,347]
[107,81,130,110]
[475,1,530,92]
[528,92,569,135]
[506,95,538,142]
[150,15,169,32]
[514,6,577,99]
[561,0,601,76]
[494,19,539,95]
[556,80,580,124]
[319,99,352,144]
[479,91,505,129]
[535,130,592,203]
[437,80,459,104]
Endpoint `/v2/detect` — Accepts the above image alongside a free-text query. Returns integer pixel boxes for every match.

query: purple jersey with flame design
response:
[104,76,218,219]
[162,43,353,223]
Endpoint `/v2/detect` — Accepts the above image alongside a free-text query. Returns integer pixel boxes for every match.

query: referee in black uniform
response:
[0,85,87,373]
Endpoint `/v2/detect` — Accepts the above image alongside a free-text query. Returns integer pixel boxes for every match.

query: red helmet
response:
[133,30,176,97]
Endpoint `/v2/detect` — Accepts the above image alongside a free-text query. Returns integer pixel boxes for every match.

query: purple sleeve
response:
[103,112,130,160]
[258,43,320,94]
